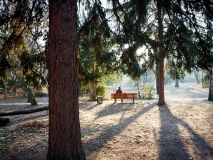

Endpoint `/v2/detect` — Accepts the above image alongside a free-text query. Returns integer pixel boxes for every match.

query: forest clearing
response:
[0,83,212,160]
[1,0,213,159]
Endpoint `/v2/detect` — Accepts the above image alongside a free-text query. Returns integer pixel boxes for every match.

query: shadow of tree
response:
[83,102,156,156]
[159,104,213,160]
[79,102,98,111]
[1,140,47,160]
[0,110,48,129]
[95,103,134,119]
[8,113,48,128]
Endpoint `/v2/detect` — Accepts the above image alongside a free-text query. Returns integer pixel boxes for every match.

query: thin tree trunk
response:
[27,88,37,106]
[193,69,200,84]
[175,71,179,87]
[175,78,179,87]
[153,46,159,94]
[47,0,85,159]
[158,58,165,105]
[157,0,165,105]
[156,62,160,94]
[202,71,204,88]
[92,60,97,100]
[4,80,8,98]
[208,68,213,101]
[92,82,97,100]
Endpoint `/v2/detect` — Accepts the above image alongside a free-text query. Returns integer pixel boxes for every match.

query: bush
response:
[35,91,48,97]
[96,84,106,99]
[140,84,155,99]
[202,78,209,88]
[88,83,107,101]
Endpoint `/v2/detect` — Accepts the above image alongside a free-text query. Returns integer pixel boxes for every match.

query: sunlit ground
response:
[0,83,212,159]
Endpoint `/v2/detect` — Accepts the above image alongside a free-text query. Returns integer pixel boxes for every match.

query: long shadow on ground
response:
[95,103,134,120]
[159,104,213,160]
[83,102,156,156]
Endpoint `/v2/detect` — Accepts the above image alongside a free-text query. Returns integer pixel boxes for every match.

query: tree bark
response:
[92,60,97,100]
[92,82,97,100]
[157,0,165,105]
[208,68,213,101]
[47,0,85,159]
[4,80,8,98]
[27,88,37,106]
[175,78,179,87]
[152,46,159,94]
[156,62,160,94]
[175,71,179,87]
[202,71,204,88]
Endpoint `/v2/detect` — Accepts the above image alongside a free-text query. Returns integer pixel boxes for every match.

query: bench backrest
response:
[111,93,137,99]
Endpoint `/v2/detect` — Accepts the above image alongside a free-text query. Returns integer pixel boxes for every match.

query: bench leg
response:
[121,99,123,103]
[132,94,135,103]
[114,99,117,103]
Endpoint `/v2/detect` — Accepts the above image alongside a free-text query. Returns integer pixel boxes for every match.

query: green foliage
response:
[0,79,4,89]
[0,0,48,95]
[196,31,213,72]
[105,73,122,86]
[112,0,212,81]
[121,45,144,79]
[140,84,155,99]
[77,1,120,89]
[1,0,212,102]
[88,83,106,101]
[96,83,106,99]
[202,75,210,88]
[27,88,37,106]
[0,79,16,91]
[0,56,12,78]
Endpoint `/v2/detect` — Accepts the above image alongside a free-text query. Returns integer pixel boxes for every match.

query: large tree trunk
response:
[47,1,85,159]
[157,0,165,105]
[208,68,213,101]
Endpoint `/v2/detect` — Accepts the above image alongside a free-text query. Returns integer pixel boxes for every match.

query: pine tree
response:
[47,0,85,159]
[78,1,119,100]
[0,0,48,104]
[109,0,213,104]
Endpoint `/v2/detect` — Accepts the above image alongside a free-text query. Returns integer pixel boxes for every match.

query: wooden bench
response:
[111,93,137,103]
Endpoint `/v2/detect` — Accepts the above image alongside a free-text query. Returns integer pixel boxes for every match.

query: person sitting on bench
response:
[116,87,122,93]
[115,87,123,102]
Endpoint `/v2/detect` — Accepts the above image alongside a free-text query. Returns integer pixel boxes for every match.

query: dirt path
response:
[0,83,213,160]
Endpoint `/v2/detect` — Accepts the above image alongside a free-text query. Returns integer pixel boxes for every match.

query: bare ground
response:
[0,83,213,160]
